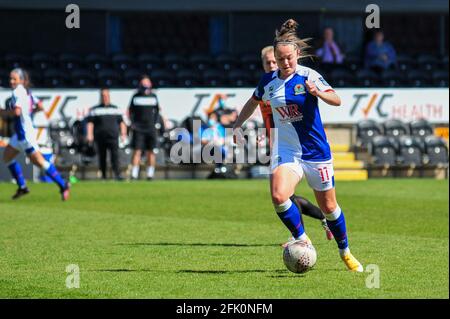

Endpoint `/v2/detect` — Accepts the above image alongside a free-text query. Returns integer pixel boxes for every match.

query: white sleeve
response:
[12,86,29,110]
[308,69,334,92]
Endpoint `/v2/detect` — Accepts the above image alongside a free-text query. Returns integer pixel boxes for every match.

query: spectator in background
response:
[364,30,397,72]
[128,75,160,180]
[315,27,344,64]
[86,88,127,180]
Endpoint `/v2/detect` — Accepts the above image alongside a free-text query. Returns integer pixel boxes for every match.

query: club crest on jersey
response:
[294,84,306,95]
[274,104,303,123]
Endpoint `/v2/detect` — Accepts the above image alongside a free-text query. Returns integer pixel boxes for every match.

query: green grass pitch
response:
[0,179,448,298]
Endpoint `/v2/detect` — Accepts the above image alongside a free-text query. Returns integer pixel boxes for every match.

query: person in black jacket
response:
[128,75,160,180]
[86,88,127,180]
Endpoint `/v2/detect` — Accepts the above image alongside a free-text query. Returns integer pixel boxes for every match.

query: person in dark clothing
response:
[128,75,160,180]
[86,88,127,180]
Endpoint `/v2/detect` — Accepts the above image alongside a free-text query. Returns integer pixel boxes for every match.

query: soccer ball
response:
[283,240,317,273]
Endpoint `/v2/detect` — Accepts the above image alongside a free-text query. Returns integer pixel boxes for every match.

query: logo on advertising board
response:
[274,104,303,123]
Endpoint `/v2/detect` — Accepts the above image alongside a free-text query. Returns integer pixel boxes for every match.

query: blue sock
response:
[275,199,305,239]
[325,206,348,250]
[7,161,27,189]
[45,163,66,190]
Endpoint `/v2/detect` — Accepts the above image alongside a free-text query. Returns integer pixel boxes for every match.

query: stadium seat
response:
[0,69,9,88]
[59,53,84,71]
[28,69,43,87]
[228,70,252,87]
[85,53,110,71]
[240,53,261,72]
[383,119,409,137]
[441,55,449,70]
[4,53,29,69]
[343,55,363,72]
[111,53,135,71]
[329,68,355,87]
[409,119,434,138]
[150,69,176,88]
[189,53,213,72]
[396,54,416,73]
[424,135,449,166]
[123,69,143,88]
[32,53,56,71]
[137,53,161,72]
[43,68,69,87]
[203,69,227,87]
[71,69,96,88]
[432,70,449,87]
[417,54,440,72]
[97,69,122,88]
[355,69,380,87]
[369,136,398,166]
[163,53,186,71]
[215,53,238,71]
[356,119,383,147]
[176,69,202,87]
[406,70,430,87]
[380,69,407,87]
[397,135,424,167]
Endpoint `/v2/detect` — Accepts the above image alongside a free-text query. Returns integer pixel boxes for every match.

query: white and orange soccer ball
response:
[283,240,317,273]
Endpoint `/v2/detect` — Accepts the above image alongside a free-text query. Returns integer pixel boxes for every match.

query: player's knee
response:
[271,191,290,206]
[321,202,337,215]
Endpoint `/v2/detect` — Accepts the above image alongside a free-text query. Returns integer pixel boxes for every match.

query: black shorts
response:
[131,130,157,151]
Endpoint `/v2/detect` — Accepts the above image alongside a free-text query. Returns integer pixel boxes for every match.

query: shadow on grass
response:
[116,242,280,248]
[177,269,287,274]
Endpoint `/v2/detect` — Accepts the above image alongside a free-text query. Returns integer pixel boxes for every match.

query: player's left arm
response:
[305,70,341,106]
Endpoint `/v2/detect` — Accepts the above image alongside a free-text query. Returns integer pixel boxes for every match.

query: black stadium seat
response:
[203,69,227,87]
[432,70,449,87]
[86,53,110,71]
[150,69,176,88]
[380,69,406,87]
[32,53,56,71]
[406,70,430,87]
[228,69,252,87]
[43,68,69,87]
[329,68,354,87]
[383,119,409,137]
[4,53,29,69]
[397,135,424,166]
[343,55,362,72]
[97,68,122,88]
[137,53,161,72]
[369,136,398,166]
[417,54,440,72]
[396,54,415,73]
[355,69,380,87]
[123,69,143,88]
[163,53,186,71]
[176,68,201,87]
[0,69,9,88]
[409,119,434,138]
[356,119,383,147]
[71,69,96,88]
[424,135,449,166]
[59,53,84,71]
[189,53,213,72]
[215,53,238,71]
[111,53,135,71]
[240,53,261,72]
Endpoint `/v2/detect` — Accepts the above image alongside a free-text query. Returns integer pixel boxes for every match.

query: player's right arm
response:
[232,96,259,130]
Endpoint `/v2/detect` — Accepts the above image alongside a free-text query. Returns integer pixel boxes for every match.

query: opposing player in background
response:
[0,68,70,200]
[233,19,363,272]
[259,45,333,241]
[128,75,160,180]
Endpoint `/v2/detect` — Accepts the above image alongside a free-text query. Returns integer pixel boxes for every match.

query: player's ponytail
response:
[274,19,313,61]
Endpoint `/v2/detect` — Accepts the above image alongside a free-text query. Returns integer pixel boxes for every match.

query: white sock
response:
[131,165,140,179]
[339,247,350,257]
[296,233,308,241]
[324,205,342,221]
[147,166,155,178]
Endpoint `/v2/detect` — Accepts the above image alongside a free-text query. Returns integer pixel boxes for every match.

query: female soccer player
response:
[0,68,70,200]
[259,45,333,241]
[233,19,362,272]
